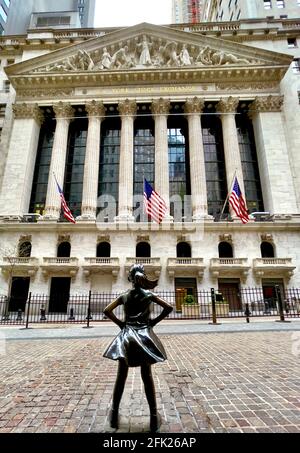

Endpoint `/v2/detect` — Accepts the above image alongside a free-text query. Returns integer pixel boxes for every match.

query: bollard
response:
[275,285,290,323]
[16,309,23,321]
[244,303,251,324]
[84,291,93,329]
[209,288,221,325]
[25,293,31,329]
[40,306,47,321]
[68,308,75,321]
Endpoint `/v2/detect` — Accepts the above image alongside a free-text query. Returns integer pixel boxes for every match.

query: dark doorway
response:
[57,242,71,258]
[49,277,71,313]
[97,242,111,258]
[175,278,197,312]
[262,279,284,312]
[218,281,242,311]
[261,242,275,258]
[136,242,151,258]
[177,242,192,258]
[8,277,30,312]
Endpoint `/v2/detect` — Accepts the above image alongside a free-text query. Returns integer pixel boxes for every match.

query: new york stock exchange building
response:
[0,19,300,318]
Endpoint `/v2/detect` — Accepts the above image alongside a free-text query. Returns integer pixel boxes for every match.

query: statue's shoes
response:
[110,409,119,429]
[150,413,161,433]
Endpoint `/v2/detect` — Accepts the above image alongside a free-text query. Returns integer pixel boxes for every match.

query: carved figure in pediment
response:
[165,42,180,67]
[196,46,214,65]
[98,47,112,70]
[111,46,135,69]
[137,35,153,66]
[220,52,252,65]
[179,44,192,66]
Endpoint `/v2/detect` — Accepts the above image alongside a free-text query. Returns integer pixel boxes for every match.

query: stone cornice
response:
[53,102,75,119]
[249,95,284,113]
[118,99,137,117]
[12,103,44,125]
[217,96,240,114]
[184,97,205,114]
[151,98,171,115]
[85,100,105,118]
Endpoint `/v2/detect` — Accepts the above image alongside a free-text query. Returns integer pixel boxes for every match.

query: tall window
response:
[133,110,155,222]
[168,111,190,219]
[98,116,121,218]
[202,115,228,218]
[237,116,264,213]
[64,118,87,218]
[30,117,55,215]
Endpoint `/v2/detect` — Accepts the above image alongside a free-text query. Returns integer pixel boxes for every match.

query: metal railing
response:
[0,287,299,327]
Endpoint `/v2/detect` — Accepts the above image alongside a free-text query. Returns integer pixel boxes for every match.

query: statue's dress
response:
[103,289,167,367]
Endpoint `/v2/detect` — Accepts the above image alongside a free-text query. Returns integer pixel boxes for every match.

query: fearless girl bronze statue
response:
[103,264,173,432]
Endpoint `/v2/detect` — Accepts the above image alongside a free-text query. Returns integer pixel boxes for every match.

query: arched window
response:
[177,242,192,258]
[219,242,233,258]
[97,242,111,258]
[261,242,275,258]
[136,242,151,258]
[57,242,71,258]
[19,242,32,258]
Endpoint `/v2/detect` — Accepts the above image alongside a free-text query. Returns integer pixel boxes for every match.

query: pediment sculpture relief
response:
[33,35,262,73]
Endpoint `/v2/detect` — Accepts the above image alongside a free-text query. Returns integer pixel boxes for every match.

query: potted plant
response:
[182,294,200,317]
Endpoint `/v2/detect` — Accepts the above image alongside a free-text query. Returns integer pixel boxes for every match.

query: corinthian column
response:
[116,99,137,222]
[79,101,106,220]
[217,97,245,217]
[151,98,171,219]
[184,97,210,220]
[43,102,74,220]
[249,95,297,215]
[0,103,44,216]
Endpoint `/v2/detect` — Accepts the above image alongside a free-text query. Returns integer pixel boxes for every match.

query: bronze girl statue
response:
[103,264,173,432]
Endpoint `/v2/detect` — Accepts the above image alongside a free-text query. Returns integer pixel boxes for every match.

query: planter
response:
[210,303,230,317]
[182,304,201,317]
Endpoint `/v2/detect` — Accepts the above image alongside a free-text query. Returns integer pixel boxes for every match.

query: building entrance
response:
[218,280,242,311]
[8,277,30,312]
[49,277,71,313]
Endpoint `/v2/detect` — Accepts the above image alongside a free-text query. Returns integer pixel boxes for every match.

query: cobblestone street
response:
[0,330,299,433]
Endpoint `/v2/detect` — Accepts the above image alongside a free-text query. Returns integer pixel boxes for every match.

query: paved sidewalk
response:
[0,323,299,433]
[0,318,300,341]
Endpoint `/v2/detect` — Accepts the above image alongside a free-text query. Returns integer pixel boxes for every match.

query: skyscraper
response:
[201,0,300,22]
[0,0,10,35]
[4,0,96,35]
[172,0,202,24]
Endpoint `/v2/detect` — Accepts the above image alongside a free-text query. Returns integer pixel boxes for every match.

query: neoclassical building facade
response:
[0,20,300,312]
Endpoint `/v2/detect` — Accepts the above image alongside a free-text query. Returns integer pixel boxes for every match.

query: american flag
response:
[144,179,167,224]
[55,178,76,224]
[229,177,250,224]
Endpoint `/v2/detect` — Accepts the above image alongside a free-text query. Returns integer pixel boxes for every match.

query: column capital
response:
[85,100,106,118]
[53,102,74,120]
[13,103,44,125]
[184,97,205,115]
[217,96,239,114]
[118,99,137,117]
[151,98,171,116]
[249,95,284,115]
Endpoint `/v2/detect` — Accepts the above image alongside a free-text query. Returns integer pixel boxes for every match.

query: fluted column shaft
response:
[152,98,171,218]
[44,102,74,219]
[217,97,245,217]
[80,101,105,220]
[185,98,209,220]
[0,103,44,216]
[117,100,137,222]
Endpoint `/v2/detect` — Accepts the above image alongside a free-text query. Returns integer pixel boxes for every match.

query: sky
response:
[94,0,173,28]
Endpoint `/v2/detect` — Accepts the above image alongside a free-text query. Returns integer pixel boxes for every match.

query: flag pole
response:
[219,170,237,219]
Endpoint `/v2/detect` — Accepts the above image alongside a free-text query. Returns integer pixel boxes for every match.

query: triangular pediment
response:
[6,22,292,90]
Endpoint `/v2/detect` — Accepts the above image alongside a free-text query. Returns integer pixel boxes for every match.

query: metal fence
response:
[0,286,299,327]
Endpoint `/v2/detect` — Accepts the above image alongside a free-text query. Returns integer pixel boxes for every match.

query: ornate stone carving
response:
[18,88,74,99]
[58,234,71,244]
[13,103,44,124]
[32,35,262,74]
[53,102,74,119]
[249,95,284,113]
[261,234,273,242]
[97,235,110,243]
[219,234,232,243]
[19,235,32,243]
[216,82,278,92]
[151,98,171,116]
[184,97,205,114]
[217,96,240,114]
[85,100,105,118]
[118,99,137,117]
[137,235,150,243]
